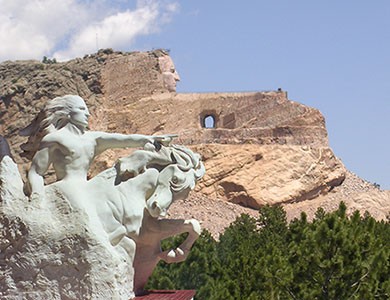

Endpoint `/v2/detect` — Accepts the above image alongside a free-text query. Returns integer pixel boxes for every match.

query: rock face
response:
[86,85,345,209]
[0,200,133,300]
[97,90,328,147]
[0,156,24,204]
[0,49,388,235]
[192,144,344,208]
[0,49,170,178]
[0,156,134,299]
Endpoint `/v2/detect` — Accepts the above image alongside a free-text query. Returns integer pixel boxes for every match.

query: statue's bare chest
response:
[51,136,96,164]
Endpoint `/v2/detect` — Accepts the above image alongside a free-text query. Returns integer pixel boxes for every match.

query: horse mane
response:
[168,145,205,192]
[170,145,205,176]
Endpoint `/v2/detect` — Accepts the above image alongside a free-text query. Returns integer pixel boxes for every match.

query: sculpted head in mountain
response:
[156,50,180,92]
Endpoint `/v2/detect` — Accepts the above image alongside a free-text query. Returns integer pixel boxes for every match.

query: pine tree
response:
[147,202,389,299]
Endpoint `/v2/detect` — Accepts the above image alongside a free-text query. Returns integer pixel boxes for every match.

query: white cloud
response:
[0,0,179,62]
[0,0,88,61]
[54,3,160,61]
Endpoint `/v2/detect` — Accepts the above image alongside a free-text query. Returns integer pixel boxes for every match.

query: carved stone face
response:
[158,55,180,92]
[68,96,90,128]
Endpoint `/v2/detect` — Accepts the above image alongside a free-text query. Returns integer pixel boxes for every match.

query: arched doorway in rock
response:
[203,115,216,128]
[200,110,218,129]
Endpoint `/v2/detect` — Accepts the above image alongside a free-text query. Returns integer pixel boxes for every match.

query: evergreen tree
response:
[147,202,389,300]
[288,202,389,299]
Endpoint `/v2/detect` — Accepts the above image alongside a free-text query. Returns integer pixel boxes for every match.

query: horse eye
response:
[172,176,178,184]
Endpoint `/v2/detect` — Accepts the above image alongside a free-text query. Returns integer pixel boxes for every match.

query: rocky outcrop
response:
[283,171,390,221]
[192,144,345,208]
[90,89,344,208]
[0,53,104,177]
[0,156,24,204]
[0,49,387,232]
[0,202,133,299]
[168,170,389,238]
[99,91,329,147]
[0,49,171,177]
[0,155,134,299]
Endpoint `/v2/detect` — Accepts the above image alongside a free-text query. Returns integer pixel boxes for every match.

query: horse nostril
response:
[152,201,159,210]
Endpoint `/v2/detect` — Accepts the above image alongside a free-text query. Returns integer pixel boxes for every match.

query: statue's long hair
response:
[19,95,86,160]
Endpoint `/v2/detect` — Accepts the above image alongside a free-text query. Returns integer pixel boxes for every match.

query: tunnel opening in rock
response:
[203,115,216,128]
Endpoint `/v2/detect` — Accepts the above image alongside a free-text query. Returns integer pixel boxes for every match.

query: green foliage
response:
[148,202,390,299]
[42,56,57,64]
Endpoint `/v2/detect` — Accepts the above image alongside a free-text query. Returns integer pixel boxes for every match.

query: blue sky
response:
[1,1,389,189]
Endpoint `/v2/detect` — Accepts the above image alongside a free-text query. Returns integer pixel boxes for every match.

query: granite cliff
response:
[1,49,389,236]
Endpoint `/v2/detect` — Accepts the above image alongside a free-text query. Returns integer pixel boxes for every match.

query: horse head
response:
[146,145,205,218]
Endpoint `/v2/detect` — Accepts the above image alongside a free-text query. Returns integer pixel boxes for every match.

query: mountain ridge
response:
[0,49,388,237]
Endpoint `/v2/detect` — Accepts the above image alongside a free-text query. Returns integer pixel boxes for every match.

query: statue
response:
[1,95,205,298]
[94,144,204,295]
[156,50,180,92]
[19,95,175,202]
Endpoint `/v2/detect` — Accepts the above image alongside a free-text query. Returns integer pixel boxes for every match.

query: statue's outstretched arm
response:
[28,147,50,200]
[94,132,177,155]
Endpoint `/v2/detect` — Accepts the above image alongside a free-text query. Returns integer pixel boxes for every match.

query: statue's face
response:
[69,96,90,128]
[158,55,180,92]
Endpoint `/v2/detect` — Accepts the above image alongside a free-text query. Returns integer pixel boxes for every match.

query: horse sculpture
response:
[0,95,205,298]
[84,144,205,295]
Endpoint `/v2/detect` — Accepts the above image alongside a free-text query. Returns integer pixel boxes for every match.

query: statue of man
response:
[21,95,174,202]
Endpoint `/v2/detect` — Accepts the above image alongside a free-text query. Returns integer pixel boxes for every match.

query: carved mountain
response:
[1,49,388,236]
